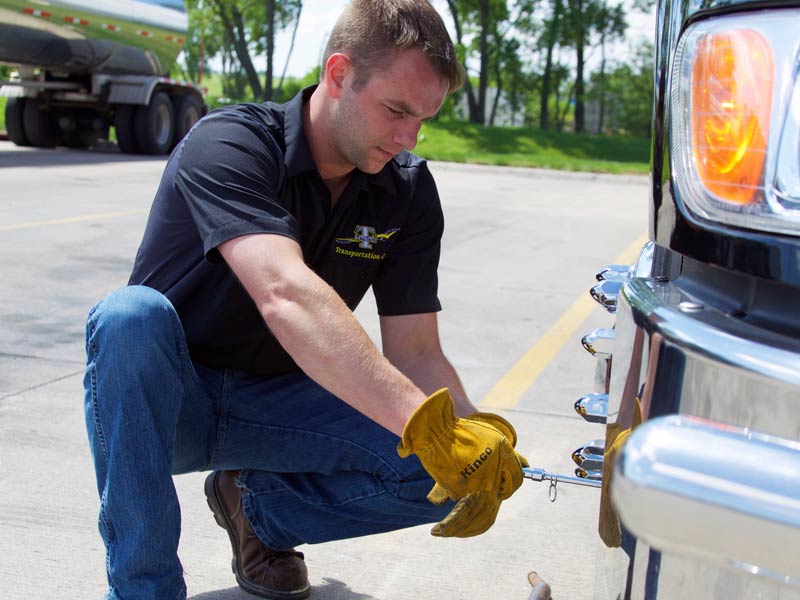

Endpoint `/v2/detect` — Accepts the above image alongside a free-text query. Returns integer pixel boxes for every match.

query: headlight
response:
[671,10,800,236]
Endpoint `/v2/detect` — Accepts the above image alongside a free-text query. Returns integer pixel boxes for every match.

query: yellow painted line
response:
[480,233,649,410]
[0,209,147,232]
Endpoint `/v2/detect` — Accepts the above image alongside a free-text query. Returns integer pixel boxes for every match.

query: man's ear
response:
[323,53,352,99]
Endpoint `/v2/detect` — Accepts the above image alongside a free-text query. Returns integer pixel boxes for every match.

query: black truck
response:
[578,0,800,597]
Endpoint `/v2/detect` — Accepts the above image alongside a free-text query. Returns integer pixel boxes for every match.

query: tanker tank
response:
[0,0,187,76]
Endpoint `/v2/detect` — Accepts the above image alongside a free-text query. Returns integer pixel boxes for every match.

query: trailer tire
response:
[171,93,204,150]
[114,105,138,154]
[134,91,174,155]
[5,97,30,147]
[22,99,58,148]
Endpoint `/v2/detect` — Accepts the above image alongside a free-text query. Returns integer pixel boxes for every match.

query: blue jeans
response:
[83,285,451,600]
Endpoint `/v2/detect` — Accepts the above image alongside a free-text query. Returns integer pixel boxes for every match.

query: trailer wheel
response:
[114,105,138,154]
[134,91,174,155]
[171,93,204,150]
[5,97,30,147]
[22,99,58,148]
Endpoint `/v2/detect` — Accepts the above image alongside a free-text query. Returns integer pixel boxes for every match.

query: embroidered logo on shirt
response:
[335,226,399,260]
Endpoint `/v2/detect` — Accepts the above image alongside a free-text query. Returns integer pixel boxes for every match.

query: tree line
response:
[179,0,655,137]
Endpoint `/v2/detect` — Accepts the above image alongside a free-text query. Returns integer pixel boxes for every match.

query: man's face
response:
[329,48,450,174]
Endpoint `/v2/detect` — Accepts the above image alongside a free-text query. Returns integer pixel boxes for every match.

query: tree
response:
[593,0,627,133]
[208,0,263,98]
[535,0,564,130]
[489,37,524,125]
[184,0,302,102]
[561,0,652,133]
[445,0,479,122]
[562,0,598,132]
[591,40,654,136]
[446,0,511,125]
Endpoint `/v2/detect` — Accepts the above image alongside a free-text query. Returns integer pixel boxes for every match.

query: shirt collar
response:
[283,86,317,178]
[283,85,398,198]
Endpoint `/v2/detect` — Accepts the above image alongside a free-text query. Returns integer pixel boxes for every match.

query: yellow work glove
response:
[467,412,529,466]
[428,411,529,537]
[397,389,526,538]
[598,397,642,547]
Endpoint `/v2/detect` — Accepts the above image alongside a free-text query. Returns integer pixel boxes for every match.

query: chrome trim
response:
[594,241,800,597]
[581,439,606,457]
[575,467,602,481]
[569,441,606,484]
[590,280,623,313]
[614,415,800,582]
[574,393,608,423]
[581,327,615,358]
[631,241,654,278]
[593,355,611,394]
[572,445,604,472]
[624,277,800,391]
[596,265,630,282]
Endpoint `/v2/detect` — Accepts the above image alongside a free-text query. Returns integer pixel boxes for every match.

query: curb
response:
[0,133,648,184]
[429,160,649,186]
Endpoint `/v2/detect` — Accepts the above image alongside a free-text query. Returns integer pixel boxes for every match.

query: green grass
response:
[0,90,649,174]
[417,120,649,175]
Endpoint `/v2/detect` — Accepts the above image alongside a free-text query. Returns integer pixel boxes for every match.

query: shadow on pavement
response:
[188,579,376,600]
[188,588,250,600]
[314,578,376,599]
[0,142,166,168]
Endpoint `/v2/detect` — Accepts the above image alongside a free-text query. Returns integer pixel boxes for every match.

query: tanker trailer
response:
[0,0,206,154]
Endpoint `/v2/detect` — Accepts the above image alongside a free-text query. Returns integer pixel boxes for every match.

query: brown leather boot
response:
[204,470,311,599]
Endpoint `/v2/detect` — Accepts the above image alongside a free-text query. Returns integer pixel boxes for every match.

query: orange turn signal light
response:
[691,29,774,205]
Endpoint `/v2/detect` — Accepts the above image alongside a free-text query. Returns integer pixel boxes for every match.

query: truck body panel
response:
[579,0,800,597]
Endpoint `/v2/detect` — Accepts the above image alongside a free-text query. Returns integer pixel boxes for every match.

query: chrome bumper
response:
[590,247,800,599]
[614,415,800,583]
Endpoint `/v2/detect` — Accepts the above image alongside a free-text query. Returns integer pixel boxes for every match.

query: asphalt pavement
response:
[0,141,648,600]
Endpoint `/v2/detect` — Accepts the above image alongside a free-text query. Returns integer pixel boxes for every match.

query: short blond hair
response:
[323,0,465,93]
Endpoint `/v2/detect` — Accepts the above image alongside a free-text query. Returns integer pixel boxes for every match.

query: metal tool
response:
[527,571,553,600]
[523,466,601,502]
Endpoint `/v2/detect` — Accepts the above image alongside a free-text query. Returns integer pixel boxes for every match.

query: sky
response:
[270,0,350,77]
[269,0,657,79]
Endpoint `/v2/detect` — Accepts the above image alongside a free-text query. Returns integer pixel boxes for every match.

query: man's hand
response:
[397,389,526,537]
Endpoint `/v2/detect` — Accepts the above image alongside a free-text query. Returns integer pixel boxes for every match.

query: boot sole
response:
[204,472,312,600]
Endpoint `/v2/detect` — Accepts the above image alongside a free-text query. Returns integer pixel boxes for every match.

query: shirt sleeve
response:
[173,105,298,262]
[372,163,444,316]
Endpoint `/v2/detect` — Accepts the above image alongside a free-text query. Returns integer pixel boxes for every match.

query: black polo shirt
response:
[129,86,444,378]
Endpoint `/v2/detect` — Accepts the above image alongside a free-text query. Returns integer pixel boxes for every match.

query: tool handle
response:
[523,467,601,489]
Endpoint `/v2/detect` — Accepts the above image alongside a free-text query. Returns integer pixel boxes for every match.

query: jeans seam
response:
[241,491,283,549]
[230,418,404,481]
[237,487,408,550]
[249,481,400,508]
[206,368,231,469]
[86,311,110,461]
[99,491,116,587]
[241,485,442,549]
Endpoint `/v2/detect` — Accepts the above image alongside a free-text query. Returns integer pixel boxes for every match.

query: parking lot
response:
[0,141,647,599]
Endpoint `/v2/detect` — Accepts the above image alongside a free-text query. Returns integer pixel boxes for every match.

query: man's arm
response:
[218,232,426,436]
[380,312,477,417]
